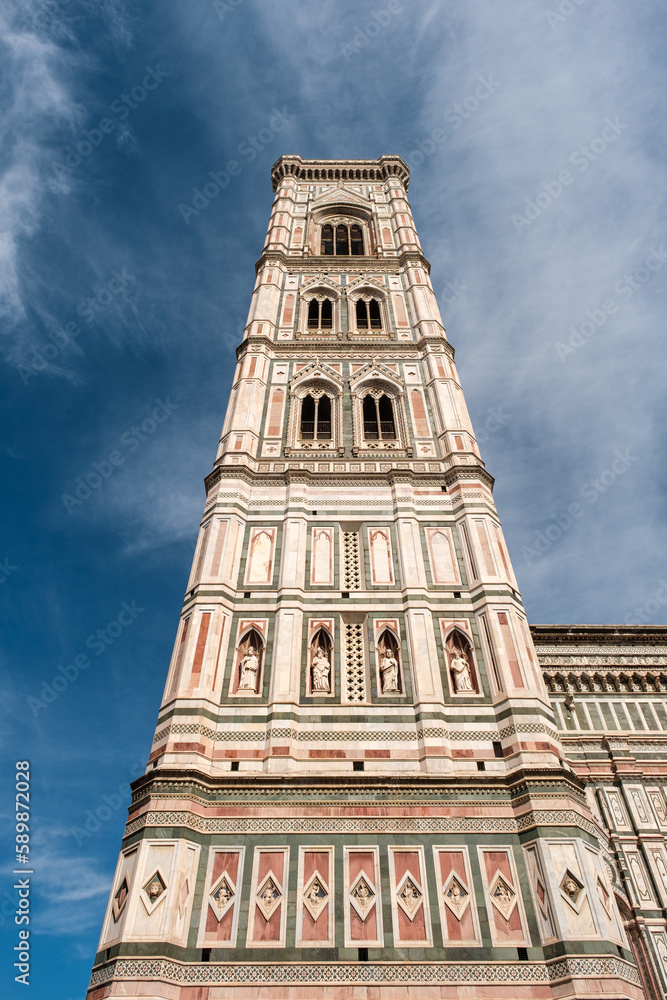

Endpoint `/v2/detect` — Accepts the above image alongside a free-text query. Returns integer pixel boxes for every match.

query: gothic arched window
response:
[355,298,382,330]
[300,393,332,441]
[362,394,396,440]
[320,222,365,256]
[307,297,333,329]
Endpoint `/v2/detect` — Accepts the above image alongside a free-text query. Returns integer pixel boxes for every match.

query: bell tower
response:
[88,157,641,999]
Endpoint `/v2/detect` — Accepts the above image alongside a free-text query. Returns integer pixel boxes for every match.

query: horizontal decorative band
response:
[89,956,639,988]
[124,808,601,841]
[153,721,558,745]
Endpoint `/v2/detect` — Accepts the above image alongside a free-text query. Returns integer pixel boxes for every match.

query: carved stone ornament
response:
[650,791,667,825]
[302,872,329,922]
[631,789,649,823]
[442,872,470,919]
[488,871,517,919]
[559,869,586,912]
[395,871,423,921]
[380,652,399,693]
[141,868,168,914]
[112,875,130,922]
[449,649,474,693]
[238,646,260,691]
[256,871,282,921]
[349,871,376,920]
[311,646,331,693]
[209,871,236,920]
[629,855,651,900]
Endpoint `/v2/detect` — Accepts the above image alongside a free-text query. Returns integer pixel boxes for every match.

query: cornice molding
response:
[235,335,454,360]
[255,248,431,274]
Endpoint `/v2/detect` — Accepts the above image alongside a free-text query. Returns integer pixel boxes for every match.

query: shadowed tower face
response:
[88,157,640,1000]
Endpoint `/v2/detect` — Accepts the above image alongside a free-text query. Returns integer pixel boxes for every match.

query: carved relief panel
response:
[246,847,289,948]
[343,847,383,948]
[121,839,200,948]
[197,847,245,948]
[387,846,432,947]
[433,846,481,946]
[295,846,334,947]
[477,846,531,947]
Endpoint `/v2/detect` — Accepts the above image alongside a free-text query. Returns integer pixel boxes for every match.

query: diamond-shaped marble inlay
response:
[535,876,549,919]
[559,869,585,912]
[349,872,376,920]
[489,871,517,918]
[596,875,612,917]
[442,872,469,919]
[141,869,168,914]
[112,875,129,922]
[256,871,282,921]
[209,871,236,920]
[396,872,423,921]
[302,872,329,922]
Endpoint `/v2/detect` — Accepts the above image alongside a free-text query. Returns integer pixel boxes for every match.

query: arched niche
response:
[445,629,479,695]
[309,627,333,695]
[231,628,264,695]
[377,628,402,695]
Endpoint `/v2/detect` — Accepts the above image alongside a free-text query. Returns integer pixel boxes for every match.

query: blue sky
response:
[1,0,667,995]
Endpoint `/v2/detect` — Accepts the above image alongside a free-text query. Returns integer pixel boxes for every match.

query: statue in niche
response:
[449,648,474,693]
[380,650,399,693]
[238,645,260,691]
[311,645,331,692]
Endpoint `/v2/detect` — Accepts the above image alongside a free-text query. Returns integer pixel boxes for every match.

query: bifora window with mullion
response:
[300,394,332,440]
[307,298,333,329]
[321,223,364,256]
[362,394,396,441]
[356,298,382,330]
